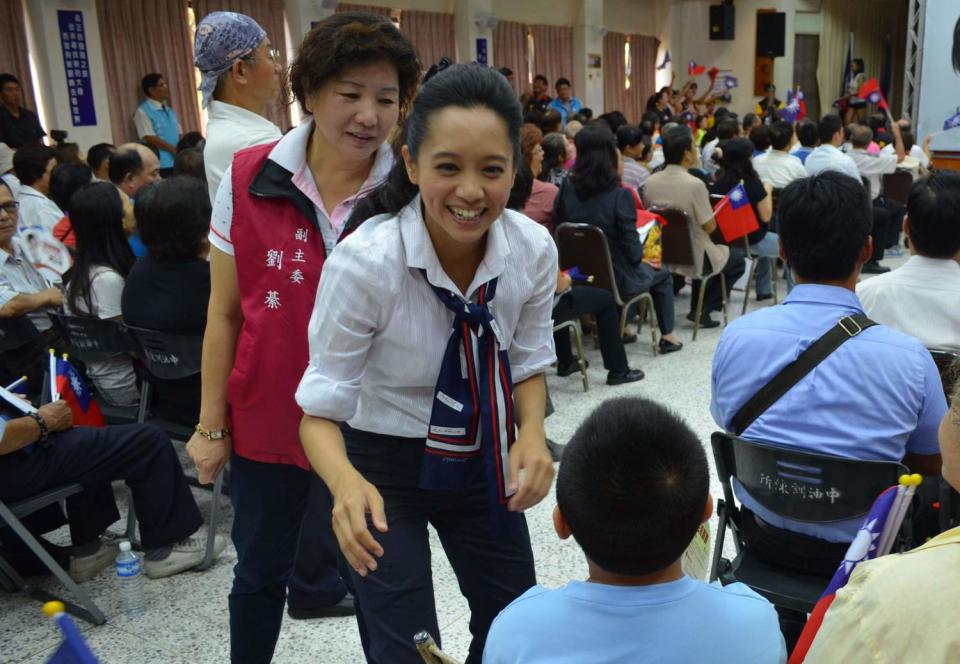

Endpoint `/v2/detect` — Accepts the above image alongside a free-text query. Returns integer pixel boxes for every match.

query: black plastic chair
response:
[0,315,43,354]
[0,485,107,625]
[882,170,913,206]
[709,432,910,613]
[126,325,224,570]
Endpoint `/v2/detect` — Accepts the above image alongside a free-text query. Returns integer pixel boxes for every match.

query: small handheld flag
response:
[781,88,807,123]
[688,60,706,76]
[723,75,738,90]
[656,50,671,71]
[43,601,99,664]
[944,108,960,131]
[713,182,759,243]
[562,266,594,284]
[54,356,105,427]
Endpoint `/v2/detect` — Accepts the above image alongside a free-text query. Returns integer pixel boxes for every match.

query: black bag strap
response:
[731,314,878,436]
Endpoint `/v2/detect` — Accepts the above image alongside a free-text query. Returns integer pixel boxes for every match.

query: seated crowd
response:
[0,9,958,663]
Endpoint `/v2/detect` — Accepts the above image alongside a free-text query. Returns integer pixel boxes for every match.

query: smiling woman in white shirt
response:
[297,63,557,664]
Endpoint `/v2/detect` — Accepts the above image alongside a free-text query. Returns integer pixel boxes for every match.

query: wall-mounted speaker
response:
[709,4,735,41]
[756,12,786,57]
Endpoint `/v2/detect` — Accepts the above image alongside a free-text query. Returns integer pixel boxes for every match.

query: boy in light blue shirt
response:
[483,397,786,664]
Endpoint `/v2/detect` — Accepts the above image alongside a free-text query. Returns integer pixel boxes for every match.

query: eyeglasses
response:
[0,202,19,215]
[267,48,280,63]
[242,48,281,65]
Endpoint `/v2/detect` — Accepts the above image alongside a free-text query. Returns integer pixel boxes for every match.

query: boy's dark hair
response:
[570,123,618,200]
[86,143,115,173]
[497,66,513,77]
[347,64,522,229]
[291,12,420,117]
[769,120,794,151]
[135,176,212,261]
[742,112,758,131]
[716,117,740,141]
[662,126,693,165]
[778,172,871,281]
[577,107,593,120]
[0,73,20,89]
[177,131,204,151]
[558,397,708,576]
[108,146,144,185]
[796,119,819,147]
[533,73,548,85]
[141,73,163,97]
[173,147,206,181]
[555,77,571,89]
[616,124,642,152]
[49,163,93,211]
[906,171,960,258]
[818,114,844,144]
[13,145,55,186]
[748,125,771,152]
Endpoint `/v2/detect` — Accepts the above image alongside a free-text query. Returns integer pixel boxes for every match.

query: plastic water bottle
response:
[115,541,145,616]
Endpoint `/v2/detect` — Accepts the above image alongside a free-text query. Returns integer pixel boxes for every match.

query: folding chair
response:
[555,222,658,355]
[709,193,779,315]
[552,320,588,391]
[649,206,728,340]
[0,316,47,401]
[0,486,107,625]
[710,432,910,614]
[46,312,140,423]
[881,170,913,206]
[126,325,224,570]
[930,349,960,532]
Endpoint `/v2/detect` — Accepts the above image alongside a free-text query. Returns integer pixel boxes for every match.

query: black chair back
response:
[929,349,959,399]
[882,170,913,206]
[712,432,908,524]
[126,326,202,381]
[649,206,696,268]
[47,312,137,363]
[0,316,43,353]
[554,223,617,293]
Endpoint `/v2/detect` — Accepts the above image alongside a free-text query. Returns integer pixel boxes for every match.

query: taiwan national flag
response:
[713,182,759,243]
[55,356,105,427]
[782,89,807,123]
[858,77,888,111]
[44,602,99,663]
[688,60,706,76]
[788,485,903,663]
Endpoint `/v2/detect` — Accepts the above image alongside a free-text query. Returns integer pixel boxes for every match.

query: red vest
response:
[227,142,325,469]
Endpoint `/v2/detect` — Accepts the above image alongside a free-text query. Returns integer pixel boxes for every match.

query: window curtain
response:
[336,3,392,17]
[493,21,531,97]
[630,34,660,119]
[0,0,36,114]
[192,0,291,132]
[530,24,575,101]
[603,32,628,120]
[96,0,201,145]
[817,0,908,119]
[402,10,456,71]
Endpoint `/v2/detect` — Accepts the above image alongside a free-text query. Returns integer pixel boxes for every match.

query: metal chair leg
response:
[693,278,708,341]
[720,272,729,326]
[125,488,140,549]
[741,255,759,316]
[198,466,226,571]
[643,295,658,356]
[570,324,589,392]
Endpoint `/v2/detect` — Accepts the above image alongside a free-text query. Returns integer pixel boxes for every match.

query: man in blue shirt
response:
[547,77,582,126]
[133,73,181,175]
[484,397,786,664]
[790,118,818,164]
[711,171,945,565]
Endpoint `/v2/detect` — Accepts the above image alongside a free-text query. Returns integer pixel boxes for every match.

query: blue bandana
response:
[193,11,267,109]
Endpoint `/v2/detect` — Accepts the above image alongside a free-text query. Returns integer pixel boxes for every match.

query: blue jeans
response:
[749,231,794,297]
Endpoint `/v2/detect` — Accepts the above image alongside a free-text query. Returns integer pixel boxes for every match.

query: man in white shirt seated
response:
[848,122,905,198]
[194,11,283,203]
[754,120,807,190]
[857,171,960,353]
[11,145,61,234]
[880,123,930,179]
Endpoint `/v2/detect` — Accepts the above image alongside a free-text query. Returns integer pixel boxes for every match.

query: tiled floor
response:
[2,256,905,663]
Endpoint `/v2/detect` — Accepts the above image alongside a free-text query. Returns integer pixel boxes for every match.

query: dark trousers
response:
[873,196,905,252]
[625,263,676,335]
[228,453,346,664]
[0,424,201,551]
[689,248,747,316]
[869,204,895,262]
[343,427,537,664]
[553,286,628,372]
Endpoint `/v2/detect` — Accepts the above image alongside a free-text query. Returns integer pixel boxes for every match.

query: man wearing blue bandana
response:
[194,11,282,203]
[133,73,181,177]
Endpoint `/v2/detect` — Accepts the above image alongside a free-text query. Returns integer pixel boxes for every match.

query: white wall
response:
[25,0,113,152]
[670,0,820,117]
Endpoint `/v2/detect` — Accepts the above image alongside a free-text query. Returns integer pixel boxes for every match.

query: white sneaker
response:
[69,540,119,583]
[142,534,227,579]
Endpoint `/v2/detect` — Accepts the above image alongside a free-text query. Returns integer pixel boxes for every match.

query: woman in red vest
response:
[298,63,556,663]
[185,13,420,663]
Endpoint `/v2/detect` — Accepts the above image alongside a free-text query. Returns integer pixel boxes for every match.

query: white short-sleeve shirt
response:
[295,196,558,437]
[804,144,862,183]
[209,119,393,257]
[203,100,282,204]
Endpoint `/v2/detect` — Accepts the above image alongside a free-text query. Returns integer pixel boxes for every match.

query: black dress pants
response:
[552,286,628,372]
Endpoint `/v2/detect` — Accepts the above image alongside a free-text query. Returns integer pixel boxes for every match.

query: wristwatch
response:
[195,424,231,440]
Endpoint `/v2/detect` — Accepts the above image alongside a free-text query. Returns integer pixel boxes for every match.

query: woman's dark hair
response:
[714,138,761,192]
[290,12,420,117]
[645,93,662,113]
[135,177,211,261]
[507,160,535,211]
[173,147,206,181]
[49,163,93,211]
[346,64,523,229]
[570,123,618,200]
[852,58,865,73]
[954,16,960,74]
[66,182,135,315]
[539,132,568,182]
[616,124,643,152]
[177,131,205,151]
[598,111,628,135]
[13,145,55,187]
[54,143,83,166]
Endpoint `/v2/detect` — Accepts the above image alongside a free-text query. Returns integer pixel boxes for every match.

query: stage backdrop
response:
[916,4,960,151]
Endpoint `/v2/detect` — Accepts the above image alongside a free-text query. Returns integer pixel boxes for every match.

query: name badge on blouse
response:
[488,318,504,346]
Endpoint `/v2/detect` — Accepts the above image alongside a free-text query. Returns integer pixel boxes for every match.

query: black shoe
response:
[862,261,891,274]
[686,312,721,329]
[557,359,588,377]
[622,333,638,344]
[606,368,645,385]
[546,438,566,462]
[756,292,774,302]
[287,594,356,619]
[658,339,683,354]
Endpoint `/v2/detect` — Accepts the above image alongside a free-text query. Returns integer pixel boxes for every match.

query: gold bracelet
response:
[195,423,230,440]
